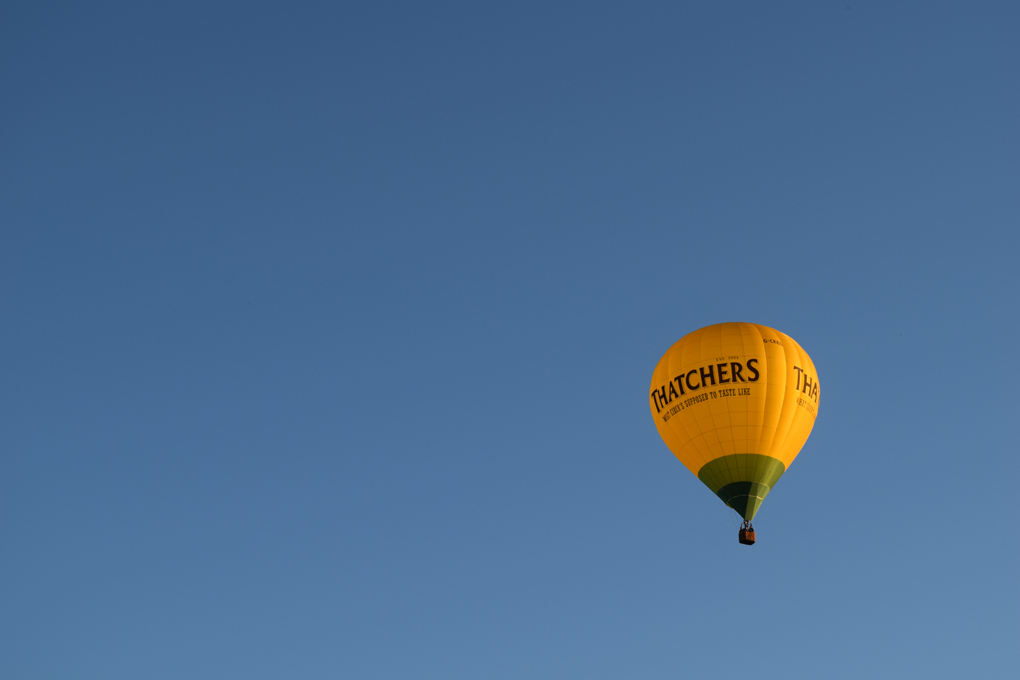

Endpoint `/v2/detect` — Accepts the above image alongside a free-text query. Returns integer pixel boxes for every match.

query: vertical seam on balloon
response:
[719,323,735,457]
[654,348,695,473]
[760,324,789,460]
[774,336,817,470]
[741,322,762,457]
[686,327,714,471]
[706,323,724,461]
[750,323,775,459]
[665,330,709,473]
[770,333,803,467]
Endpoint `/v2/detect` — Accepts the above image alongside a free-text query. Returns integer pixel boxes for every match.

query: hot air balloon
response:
[649,322,820,545]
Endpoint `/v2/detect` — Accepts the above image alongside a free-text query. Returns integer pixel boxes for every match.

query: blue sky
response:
[1,2,1017,678]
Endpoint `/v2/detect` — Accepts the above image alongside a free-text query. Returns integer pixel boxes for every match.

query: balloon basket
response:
[738,522,756,545]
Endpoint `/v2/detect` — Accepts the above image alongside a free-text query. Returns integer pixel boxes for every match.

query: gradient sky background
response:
[1,2,1017,678]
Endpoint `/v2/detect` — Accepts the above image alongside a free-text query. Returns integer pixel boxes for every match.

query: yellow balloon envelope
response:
[649,322,820,523]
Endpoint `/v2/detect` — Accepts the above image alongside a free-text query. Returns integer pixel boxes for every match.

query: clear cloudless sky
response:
[1,1,1017,678]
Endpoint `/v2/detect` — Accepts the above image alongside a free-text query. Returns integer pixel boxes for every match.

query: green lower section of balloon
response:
[697,454,786,521]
